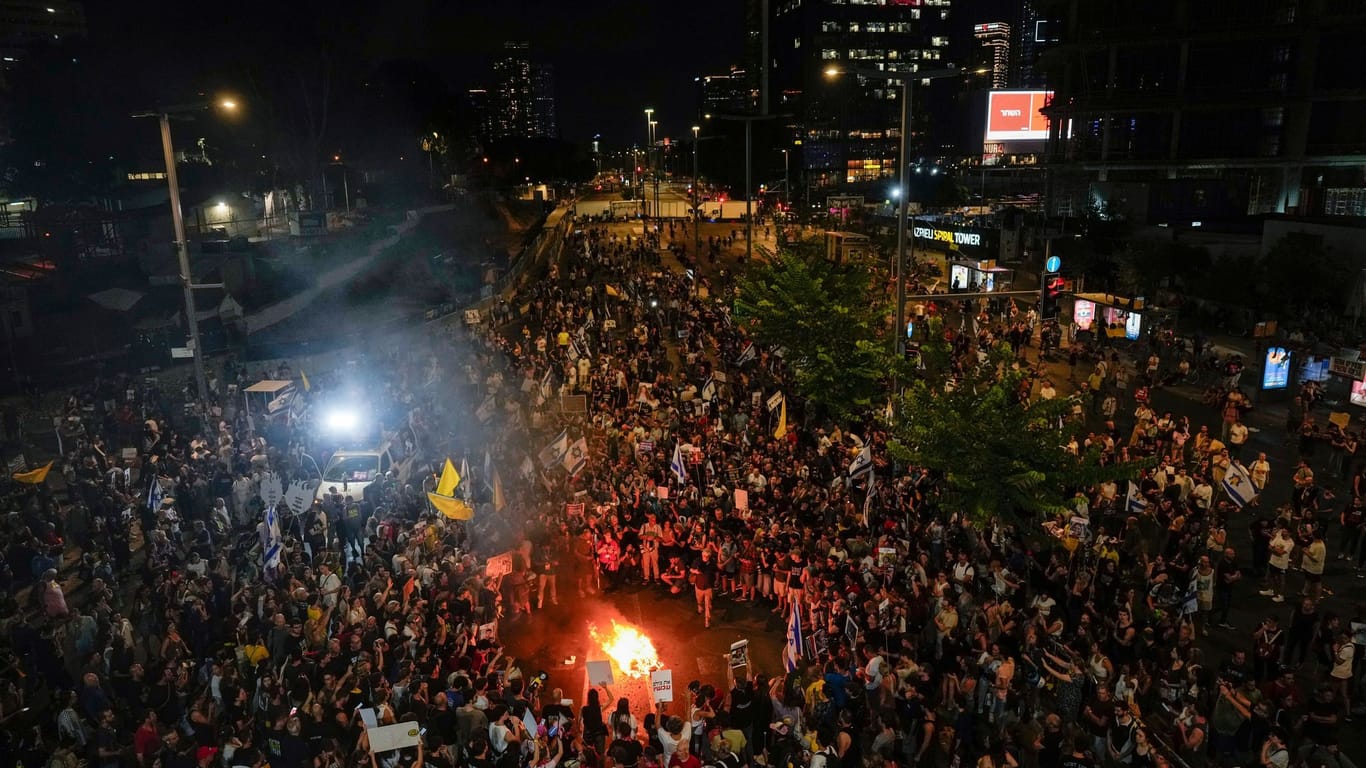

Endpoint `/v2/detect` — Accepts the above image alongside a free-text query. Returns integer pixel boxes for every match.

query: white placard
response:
[367,722,421,753]
[651,669,674,703]
[733,489,749,511]
[766,391,784,412]
[656,486,669,500]
[283,481,315,515]
[586,660,615,686]
[358,708,378,729]
[259,472,284,508]
[728,640,749,669]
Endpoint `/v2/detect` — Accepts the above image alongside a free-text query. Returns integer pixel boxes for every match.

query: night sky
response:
[82,0,747,147]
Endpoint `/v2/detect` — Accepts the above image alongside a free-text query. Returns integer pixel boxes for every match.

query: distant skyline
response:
[80,0,747,148]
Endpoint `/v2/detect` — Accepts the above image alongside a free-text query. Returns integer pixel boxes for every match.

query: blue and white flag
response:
[700,378,716,403]
[146,477,164,511]
[263,505,283,571]
[1179,578,1199,616]
[539,429,569,469]
[1221,461,1260,507]
[862,473,877,528]
[736,343,757,366]
[784,600,805,673]
[849,445,873,479]
[1126,481,1147,514]
[460,457,473,501]
[483,451,495,492]
[562,437,589,477]
[670,443,689,484]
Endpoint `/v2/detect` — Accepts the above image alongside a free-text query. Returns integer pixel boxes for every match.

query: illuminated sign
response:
[984,90,1053,142]
[1262,346,1291,390]
[1073,299,1096,331]
[913,225,982,247]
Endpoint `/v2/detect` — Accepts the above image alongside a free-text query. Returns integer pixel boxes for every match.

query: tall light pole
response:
[825,65,959,359]
[781,148,790,208]
[649,119,660,223]
[692,125,701,262]
[134,98,239,403]
[709,113,775,264]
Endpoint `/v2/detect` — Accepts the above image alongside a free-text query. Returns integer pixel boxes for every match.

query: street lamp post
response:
[825,65,959,359]
[650,119,660,225]
[709,113,779,263]
[781,148,790,208]
[692,126,701,263]
[134,99,238,404]
[644,109,654,233]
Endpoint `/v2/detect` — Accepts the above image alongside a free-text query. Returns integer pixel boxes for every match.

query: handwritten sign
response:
[485,552,514,578]
[651,669,674,702]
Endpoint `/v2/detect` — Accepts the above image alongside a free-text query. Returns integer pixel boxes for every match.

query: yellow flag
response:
[435,459,460,497]
[492,466,506,512]
[12,461,52,484]
[428,492,473,520]
[300,369,311,392]
[774,398,788,440]
[605,284,621,298]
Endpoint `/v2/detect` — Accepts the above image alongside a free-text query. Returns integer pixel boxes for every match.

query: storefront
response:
[1069,293,1173,343]
[947,259,1014,292]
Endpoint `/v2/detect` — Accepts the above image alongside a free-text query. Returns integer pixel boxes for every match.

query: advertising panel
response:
[985,91,1052,142]
[1073,299,1096,331]
[1262,347,1291,390]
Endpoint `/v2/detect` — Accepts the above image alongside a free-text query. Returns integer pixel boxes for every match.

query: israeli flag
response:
[146,476,164,511]
[538,429,569,469]
[848,445,873,479]
[700,378,716,403]
[1126,481,1147,514]
[263,505,283,571]
[736,343,757,366]
[784,599,805,673]
[1179,578,1199,616]
[670,443,689,484]
[1221,461,1260,507]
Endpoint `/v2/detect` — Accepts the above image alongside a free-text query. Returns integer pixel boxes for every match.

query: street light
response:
[692,125,701,263]
[825,64,959,361]
[132,97,240,404]
[708,112,776,264]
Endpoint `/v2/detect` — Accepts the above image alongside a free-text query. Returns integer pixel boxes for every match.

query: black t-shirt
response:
[609,737,643,767]
[1060,752,1094,768]
[1083,696,1111,737]
[693,560,716,590]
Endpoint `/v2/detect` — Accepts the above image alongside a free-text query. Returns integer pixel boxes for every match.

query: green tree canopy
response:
[733,242,900,421]
[888,342,1148,527]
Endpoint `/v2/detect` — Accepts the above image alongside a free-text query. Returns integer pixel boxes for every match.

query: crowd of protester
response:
[0,212,1362,768]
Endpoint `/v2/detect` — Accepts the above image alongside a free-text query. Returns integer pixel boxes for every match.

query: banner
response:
[586,660,615,686]
[367,722,421,754]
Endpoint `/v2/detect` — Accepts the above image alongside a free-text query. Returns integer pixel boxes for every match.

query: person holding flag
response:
[671,442,689,485]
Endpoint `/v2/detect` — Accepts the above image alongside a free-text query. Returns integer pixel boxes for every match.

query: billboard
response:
[1262,347,1291,390]
[985,91,1052,142]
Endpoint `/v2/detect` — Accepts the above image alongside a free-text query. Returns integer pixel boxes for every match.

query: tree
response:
[1258,232,1350,321]
[888,345,1147,527]
[733,242,902,421]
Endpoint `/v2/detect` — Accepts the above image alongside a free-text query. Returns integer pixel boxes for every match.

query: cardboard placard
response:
[486,552,514,578]
[464,309,482,325]
[651,669,674,702]
[728,640,749,669]
[367,722,421,753]
[121,447,138,461]
[733,489,749,511]
[657,486,669,500]
[586,660,615,686]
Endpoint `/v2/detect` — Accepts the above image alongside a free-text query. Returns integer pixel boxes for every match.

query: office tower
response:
[490,42,557,140]
[768,0,955,194]
[1042,0,1366,219]
[973,22,1011,89]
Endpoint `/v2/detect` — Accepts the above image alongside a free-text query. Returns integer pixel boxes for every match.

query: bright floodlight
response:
[323,408,360,433]
[219,99,237,110]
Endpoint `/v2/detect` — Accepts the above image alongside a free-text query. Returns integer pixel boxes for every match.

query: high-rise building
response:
[0,0,85,64]
[530,63,557,139]
[698,67,752,118]
[973,22,1011,90]
[490,42,557,140]
[767,0,956,195]
[1040,0,1366,220]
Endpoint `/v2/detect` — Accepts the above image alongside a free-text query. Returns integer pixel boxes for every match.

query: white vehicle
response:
[313,433,416,503]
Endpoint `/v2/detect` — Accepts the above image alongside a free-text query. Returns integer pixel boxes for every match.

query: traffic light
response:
[1040,275,1066,320]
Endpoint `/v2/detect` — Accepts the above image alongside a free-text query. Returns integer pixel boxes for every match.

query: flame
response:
[589,619,661,678]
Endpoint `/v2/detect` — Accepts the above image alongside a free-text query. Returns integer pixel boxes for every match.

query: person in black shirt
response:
[692,550,717,628]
